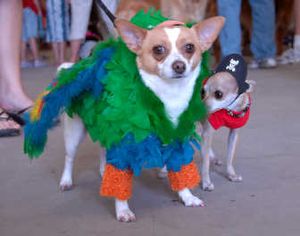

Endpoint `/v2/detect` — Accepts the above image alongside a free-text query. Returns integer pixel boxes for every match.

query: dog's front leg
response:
[115,199,136,223]
[178,188,204,207]
[168,162,203,206]
[101,164,135,222]
[226,128,242,182]
[201,122,215,191]
[60,115,86,191]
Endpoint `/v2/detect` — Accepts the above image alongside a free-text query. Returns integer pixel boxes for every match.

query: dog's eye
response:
[153,45,166,55]
[214,90,223,100]
[185,43,195,54]
[201,88,206,99]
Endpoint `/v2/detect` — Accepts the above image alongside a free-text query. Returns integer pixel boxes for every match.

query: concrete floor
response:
[1,64,300,236]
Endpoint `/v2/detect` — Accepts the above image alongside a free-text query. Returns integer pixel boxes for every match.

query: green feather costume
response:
[24,10,210,177]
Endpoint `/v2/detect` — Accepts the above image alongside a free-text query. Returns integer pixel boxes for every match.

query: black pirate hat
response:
[215,54,249,94]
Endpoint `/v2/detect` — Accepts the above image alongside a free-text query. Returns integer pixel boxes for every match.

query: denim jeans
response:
[217,0,276,59]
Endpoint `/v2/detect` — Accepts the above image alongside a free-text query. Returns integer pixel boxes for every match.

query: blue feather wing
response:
[24,47,115,158]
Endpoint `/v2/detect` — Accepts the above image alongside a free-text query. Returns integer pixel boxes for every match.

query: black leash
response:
[96,0,117,26]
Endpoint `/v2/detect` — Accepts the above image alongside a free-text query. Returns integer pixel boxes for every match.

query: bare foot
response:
[0,90,33,112]
[0,119,20,129]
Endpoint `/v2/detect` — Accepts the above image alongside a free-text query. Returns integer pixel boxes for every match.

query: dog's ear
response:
[192,16,225,52]
[245,80,256,93]
[115,19,147,54]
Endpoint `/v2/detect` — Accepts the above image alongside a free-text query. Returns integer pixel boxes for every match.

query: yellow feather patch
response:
[30,91,49,121]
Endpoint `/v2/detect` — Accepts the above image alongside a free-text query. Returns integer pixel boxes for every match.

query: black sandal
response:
[0,107,31,126]
[0,112,21,137]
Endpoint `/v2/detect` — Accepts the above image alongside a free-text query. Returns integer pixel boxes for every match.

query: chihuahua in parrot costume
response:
[24,10,224,222]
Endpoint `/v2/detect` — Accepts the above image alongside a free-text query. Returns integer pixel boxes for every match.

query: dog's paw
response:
[59,178,73,191]
[157,171,168,179]
[182,195,204,207]
[178,189,204,207]
[157,169,168,179]
[202,181,215,191]
[227,174,243,182]
[116,209,136,223]
[213,159,222,166]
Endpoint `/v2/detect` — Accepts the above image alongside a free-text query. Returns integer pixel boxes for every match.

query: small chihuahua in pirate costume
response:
[201,54,256,191]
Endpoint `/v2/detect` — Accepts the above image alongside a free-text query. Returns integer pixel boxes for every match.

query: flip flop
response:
[0,107,31,126]
[0,113,21,137]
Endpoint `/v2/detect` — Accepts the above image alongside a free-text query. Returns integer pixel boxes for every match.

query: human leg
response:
[46,0,69,65]
[217,0,242,57]
[0,0,33,111]
[58,42,66,65]
[29,38,39,61]
[21,8,31,65]
[20,41,33,68]
[70,39,82,63]
[277,0,300,65]
[249,0,276,60]
[24,7,39,61]
[29,38,46,67]
[294,0,300,50]
[69,0,93,62]
[51,42,60,65]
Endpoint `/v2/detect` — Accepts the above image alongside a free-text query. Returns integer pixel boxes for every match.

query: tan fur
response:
[136,23,212,75]
[161,0,208,22]
[176,27,201,69]
[192,17,225,53]
[204,72,238,106]
[203,72,255,113]
[116,0,209,22]
[138,27,171,75]
[116,0,160,20]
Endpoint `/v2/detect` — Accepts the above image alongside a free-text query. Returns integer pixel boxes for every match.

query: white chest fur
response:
[139,66,200,126]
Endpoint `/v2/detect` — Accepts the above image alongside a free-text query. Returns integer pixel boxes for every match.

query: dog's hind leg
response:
[157,166,168,179]
[59,115,86,191]
[209,148,222,166]
[226,128,242,182]
[201,122,215,191]
[99,147,106,177]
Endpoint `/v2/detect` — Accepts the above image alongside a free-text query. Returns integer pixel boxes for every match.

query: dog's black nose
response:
[172,60,186,74]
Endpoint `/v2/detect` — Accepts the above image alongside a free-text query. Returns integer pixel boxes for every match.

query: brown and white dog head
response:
[115,17,224,125]
[115,16,224,80]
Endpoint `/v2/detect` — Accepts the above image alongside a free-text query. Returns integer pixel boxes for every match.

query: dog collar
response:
[226,102,250,118]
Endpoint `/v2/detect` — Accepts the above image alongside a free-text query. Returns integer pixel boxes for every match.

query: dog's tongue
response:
[156,20,184,28]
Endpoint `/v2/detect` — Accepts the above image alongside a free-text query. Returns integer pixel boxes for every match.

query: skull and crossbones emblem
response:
[226,59,239,72]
